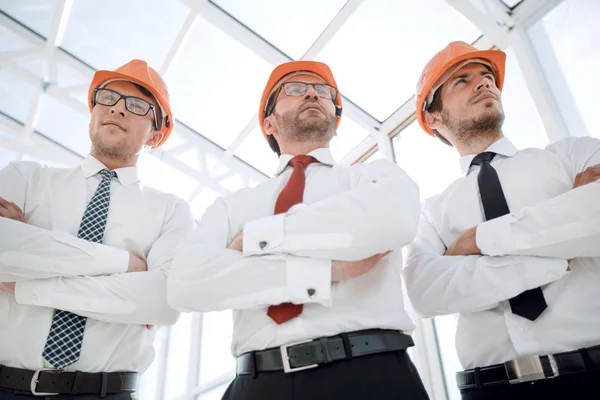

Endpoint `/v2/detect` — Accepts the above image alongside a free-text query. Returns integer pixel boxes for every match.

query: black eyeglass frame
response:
[93,88,160,130]
[263,81,340,119]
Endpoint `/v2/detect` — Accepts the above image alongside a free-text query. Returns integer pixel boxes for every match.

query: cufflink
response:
[307,288,316,297]
[259,241,267,250]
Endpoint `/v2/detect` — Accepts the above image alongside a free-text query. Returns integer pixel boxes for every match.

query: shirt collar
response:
[81,155,140,186]
[459,137,519,175]
[274,147,336,176]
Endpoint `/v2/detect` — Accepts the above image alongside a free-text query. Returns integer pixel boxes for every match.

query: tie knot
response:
[98,169,117,181]
[289,155,317,169]
[470,151,496,167]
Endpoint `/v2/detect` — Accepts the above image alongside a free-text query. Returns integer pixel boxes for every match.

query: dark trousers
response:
[0,388,135,400]
[460,367,600,400]
[222,350,429,400]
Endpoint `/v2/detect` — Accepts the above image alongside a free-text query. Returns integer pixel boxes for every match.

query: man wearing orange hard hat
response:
[168,61,428,399]
[0,59,194,398]
[403,41,600,399]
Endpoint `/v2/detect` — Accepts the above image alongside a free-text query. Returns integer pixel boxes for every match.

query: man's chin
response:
[92,139,132,159]
[298,113,326,124]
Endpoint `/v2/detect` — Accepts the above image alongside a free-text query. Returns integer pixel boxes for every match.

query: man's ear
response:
[145,130,164,148]
[264,116,278,137]
[425,111,443,132]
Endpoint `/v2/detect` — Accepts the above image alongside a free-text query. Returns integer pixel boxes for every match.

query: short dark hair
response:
[426,87,452,147]
[133,83,162,130]
[267,134,281,156]
[264,89,283,156]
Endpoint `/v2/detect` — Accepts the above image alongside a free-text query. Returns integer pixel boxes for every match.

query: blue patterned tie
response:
[42,169,117,368]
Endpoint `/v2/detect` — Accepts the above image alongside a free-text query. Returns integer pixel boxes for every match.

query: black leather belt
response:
[457,345,600,390]
[237,329,414,375]
[0,365,137,396]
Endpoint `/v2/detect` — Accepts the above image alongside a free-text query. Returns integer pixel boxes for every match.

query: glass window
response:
[165,16,273,149]
[14,57,90,90]
[0,26,30,52]
[435,315,462,400]
[393,124,460,200]
[189,187,222,220]
[234,126,279,176]
[0,69,38,123]
[212,0,347,59]
[364,149,383,163]
[36,94,90,156]
[530,0,600,139]
[317,0,480,120]
[136,326,169,400]
[0,0,58,38]
[198,311,236,385]
[0,144,19,170]
[138,153,202,201]
[331,117,370,162]
[164,313,195,400]
[501,48,548,150]
[60,0,190,70]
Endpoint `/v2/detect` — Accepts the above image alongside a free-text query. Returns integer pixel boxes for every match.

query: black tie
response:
[471,152,547,321]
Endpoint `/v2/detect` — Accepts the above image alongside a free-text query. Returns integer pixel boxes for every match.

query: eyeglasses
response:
[93,88,159,129]
[264,81,339,118]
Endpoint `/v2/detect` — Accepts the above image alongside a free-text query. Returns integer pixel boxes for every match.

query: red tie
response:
[267,155,317,324]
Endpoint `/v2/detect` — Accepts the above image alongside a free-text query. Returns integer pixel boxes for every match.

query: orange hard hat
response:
[415,41,506,136]
[88,59,174,147]
[258,61,343,140]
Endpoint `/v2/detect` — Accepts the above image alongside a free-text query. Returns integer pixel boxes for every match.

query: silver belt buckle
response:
[30,369,60,396]
[280,339,319,373]
[504,354,559,384]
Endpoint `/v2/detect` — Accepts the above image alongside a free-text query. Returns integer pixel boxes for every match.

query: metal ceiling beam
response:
[511,0,564,27]
[160,8,198,76]
[300,0,365,60]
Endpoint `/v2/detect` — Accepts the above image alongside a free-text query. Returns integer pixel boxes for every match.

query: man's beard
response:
[90,130,138,161]
[441,106,505,145]
[274,103,335,143]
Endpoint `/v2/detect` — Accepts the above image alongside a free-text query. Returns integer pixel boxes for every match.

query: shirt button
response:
[517,327,524,334]
[259,241,267,250]
[307,288,316,297]
[30,295,37,304]
[546,272,555,279]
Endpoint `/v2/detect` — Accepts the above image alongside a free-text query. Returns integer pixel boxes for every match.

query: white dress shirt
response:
[168,148,421,356]
[0,155,195,372]
[403,137,600,369]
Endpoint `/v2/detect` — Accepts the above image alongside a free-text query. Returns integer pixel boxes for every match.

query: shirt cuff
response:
[14,279,55,308]
[286,255,332,306]
[243,214,285,256]
[476,214,516,256]
[92,243,130,274]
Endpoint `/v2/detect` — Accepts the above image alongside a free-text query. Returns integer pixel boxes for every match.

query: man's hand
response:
[227,231,243,252]
[573,165,600,189]
[127,253,148,273]
[0,282,15,293]
[331,251,391,282]
[444,226,482,256]
[0,197,25,222]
